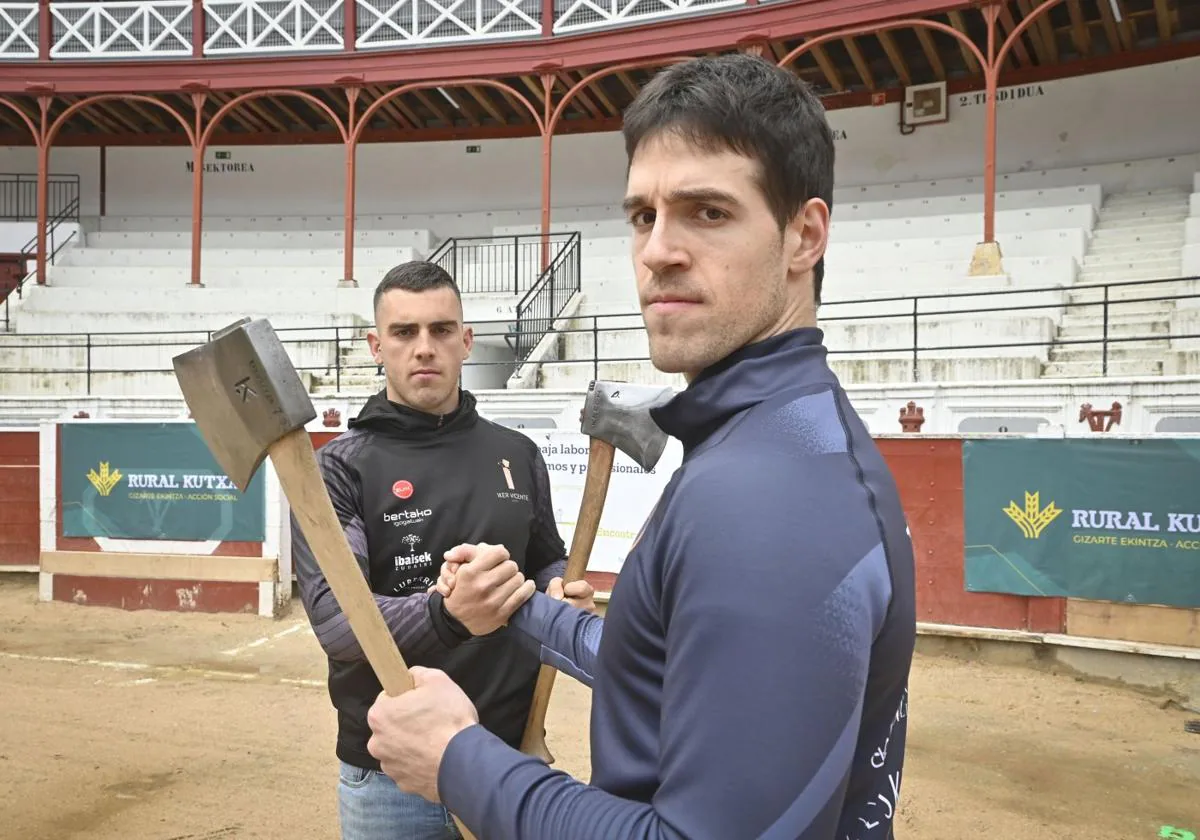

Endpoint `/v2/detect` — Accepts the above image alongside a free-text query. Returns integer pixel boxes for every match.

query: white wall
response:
[835,56,1200,188]
[1,56,1198,224]
[0,221,82,254]
[0,148,103,217]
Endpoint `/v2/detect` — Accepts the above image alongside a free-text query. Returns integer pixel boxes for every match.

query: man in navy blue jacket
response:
[363,53,917,839]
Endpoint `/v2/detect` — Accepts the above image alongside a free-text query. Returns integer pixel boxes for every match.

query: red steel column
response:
[35,96,50,285]
[981,3,1001,244]
[189,92,207,287]
[539,73,554,271]
[343,86,360,286]
[984,0,1067,242]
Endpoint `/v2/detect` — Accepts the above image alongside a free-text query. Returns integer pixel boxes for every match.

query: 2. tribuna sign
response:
[963,438,1200,608]
[61,422,266,542]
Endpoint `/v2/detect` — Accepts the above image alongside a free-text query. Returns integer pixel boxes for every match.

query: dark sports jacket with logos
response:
[291,388,567,770]
[436,328,917,840]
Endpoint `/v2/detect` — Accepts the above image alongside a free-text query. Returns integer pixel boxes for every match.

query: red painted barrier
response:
[0,427,1068,631]
[0,430,39,567]
[878,438,1065,633]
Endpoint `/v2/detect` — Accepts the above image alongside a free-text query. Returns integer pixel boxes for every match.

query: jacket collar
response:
[349,387,478,438]
[650,327,836,453]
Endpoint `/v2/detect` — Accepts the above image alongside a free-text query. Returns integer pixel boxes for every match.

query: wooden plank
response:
[998,3,1034,67]
[1066,599,1200,649]
[946,10,981,74]
[0,434,38,565]
[50,573,260,614]
[1097,0,1126,51]
[875,31,912,86]
[0,431,38,465]
[1066,0,1092,57]
[0,497,38,524]
[41,550,277,583]
[1015,0,1055,64]
[1154,0,1173,40]
[843,36,877,90]
[0,468,38,494]
[811,44,845,92]
[914,26,947,80]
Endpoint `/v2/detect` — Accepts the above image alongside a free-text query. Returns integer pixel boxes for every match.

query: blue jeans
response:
[337,760,462,840]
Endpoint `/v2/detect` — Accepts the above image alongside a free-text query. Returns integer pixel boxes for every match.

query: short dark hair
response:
[373,260,462,314]
[621,53,835,304]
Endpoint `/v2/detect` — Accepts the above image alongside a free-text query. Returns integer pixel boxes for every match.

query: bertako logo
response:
[384,509,431,525]
[392,480,414,499]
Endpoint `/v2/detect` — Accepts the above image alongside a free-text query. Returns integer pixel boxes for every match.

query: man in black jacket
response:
[291,260,594,840]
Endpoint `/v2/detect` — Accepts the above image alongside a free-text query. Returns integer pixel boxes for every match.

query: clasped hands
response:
[435,542,596,636]
[366,542,596,803]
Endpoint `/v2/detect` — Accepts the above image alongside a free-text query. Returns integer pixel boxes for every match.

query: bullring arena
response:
[2,0,1200,837]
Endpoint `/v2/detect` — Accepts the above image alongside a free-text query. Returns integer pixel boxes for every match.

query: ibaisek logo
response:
[394,551,433,571]
[384,508,432,526]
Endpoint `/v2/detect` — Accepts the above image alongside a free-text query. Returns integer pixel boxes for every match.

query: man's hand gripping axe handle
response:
[172,317,477,840]
[518,379,673,764]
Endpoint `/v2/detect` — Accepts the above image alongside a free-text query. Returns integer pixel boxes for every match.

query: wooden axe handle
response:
[269,428,413,695]
[268,428,477,840]
[519,438,615,763]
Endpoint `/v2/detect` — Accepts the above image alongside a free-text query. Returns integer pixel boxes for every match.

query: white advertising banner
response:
[523,430,684,575]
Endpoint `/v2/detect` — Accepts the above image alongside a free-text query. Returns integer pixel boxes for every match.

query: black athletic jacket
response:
[291,388,568,770]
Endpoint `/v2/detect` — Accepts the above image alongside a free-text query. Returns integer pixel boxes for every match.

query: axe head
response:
[581,380,673,472]
[172,317,317,491]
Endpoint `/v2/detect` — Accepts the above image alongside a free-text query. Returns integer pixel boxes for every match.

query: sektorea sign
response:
[60,421,267,542]
[963,438,1200,608]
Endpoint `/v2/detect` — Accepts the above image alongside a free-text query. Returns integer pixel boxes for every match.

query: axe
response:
[171,317,477,840]
[518,379,672,764]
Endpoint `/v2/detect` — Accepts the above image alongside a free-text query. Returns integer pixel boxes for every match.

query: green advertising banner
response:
[61,422,266,542]
[963,438,1200,608]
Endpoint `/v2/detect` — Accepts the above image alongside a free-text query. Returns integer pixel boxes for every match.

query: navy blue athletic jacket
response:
[437,327,917,839]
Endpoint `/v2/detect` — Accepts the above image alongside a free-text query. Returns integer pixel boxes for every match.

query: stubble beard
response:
[646,284,785,378]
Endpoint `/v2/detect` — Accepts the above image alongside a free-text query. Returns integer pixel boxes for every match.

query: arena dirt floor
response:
[0,575,1197,840]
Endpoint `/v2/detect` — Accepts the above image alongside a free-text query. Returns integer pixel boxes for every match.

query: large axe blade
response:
[519,379,673,764]
[173,318,316,492]
[172,317,477,839]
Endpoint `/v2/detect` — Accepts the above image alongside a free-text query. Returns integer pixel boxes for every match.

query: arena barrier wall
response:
[4,426,1197,650]
[0,428,38,570]
[34,418,292,617]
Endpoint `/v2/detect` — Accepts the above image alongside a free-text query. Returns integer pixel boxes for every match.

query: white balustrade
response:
[354,0,540,48]
[49,0,192,59]
[0,0,759,60]
[0,2,37,59]
[204,0,344,55]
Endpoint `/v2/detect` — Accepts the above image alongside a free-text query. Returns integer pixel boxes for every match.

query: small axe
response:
[171,317,477,840]
[518,379,673,764]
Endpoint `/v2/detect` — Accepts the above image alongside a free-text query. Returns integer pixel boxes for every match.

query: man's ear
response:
[366,328,382,363]
[462,325,474,359]
[786,197,831,278]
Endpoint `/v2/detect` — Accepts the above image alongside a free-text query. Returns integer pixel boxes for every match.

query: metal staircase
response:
[309,232,581,393]
[3,196,81,331]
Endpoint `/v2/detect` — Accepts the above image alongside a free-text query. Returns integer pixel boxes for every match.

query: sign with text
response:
[523,430,683,575]
[956,83,1048,108]
[184,149,257,175]
[60,422,266,542]
[963,438,1200,608]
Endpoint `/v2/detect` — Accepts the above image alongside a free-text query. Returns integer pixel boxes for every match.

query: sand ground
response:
[0,576,1196,840]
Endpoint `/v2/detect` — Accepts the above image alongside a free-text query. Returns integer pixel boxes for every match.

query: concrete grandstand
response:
[2,0,1200,438]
